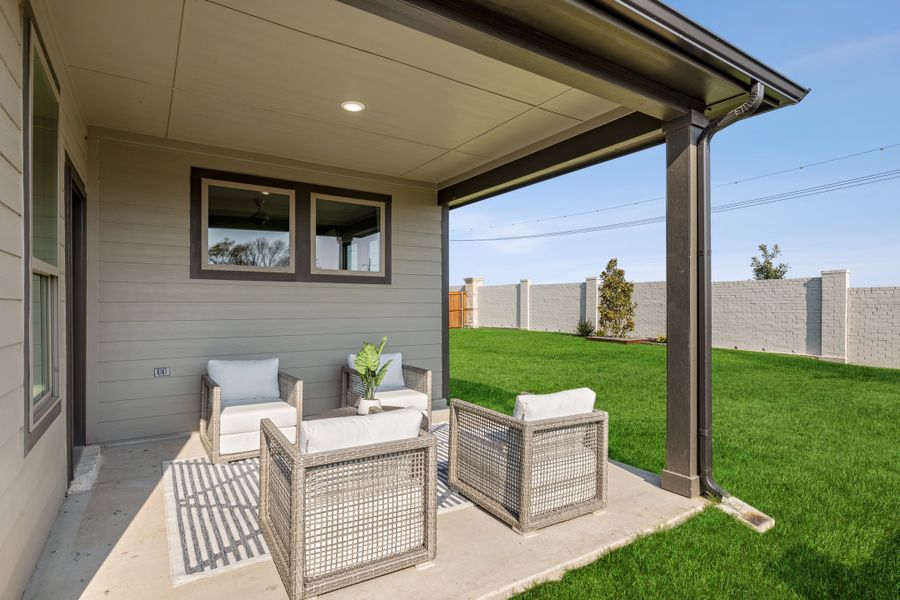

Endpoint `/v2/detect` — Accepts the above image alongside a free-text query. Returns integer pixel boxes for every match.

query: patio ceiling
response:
[45,0,630,183]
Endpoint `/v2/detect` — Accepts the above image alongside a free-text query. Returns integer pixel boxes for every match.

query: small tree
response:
[597,258,635,338]
[751,243,789,280]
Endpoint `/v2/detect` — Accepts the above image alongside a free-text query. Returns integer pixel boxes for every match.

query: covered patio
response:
[25,410,705,600]
[2,0,806,598]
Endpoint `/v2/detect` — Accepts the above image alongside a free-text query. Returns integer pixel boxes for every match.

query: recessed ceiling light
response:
[261,191,270,195]
[341,100,366,112]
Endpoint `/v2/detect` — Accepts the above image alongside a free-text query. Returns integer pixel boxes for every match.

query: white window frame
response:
[26,24,61,435]
[200,178,296,274]
[310,193,386,278]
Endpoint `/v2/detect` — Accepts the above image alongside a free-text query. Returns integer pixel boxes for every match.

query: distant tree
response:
[597,258,635,338]
[751,243,789,280]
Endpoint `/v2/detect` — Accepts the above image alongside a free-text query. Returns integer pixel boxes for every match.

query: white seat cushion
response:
[374,387,429,412]
[219,397,296,435]
[346,352,405,391]
[221,426,296,455]
[299,406,422,454]
[513,388,596,422]
[208,358,279,402]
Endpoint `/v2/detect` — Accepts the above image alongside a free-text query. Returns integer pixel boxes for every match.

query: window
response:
[190,168,391,284]
[201,179,295,273]
[25,25,61,449]
[312,194,384,276]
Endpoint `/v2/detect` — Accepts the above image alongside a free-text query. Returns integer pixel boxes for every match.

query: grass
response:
[450,328,900,599]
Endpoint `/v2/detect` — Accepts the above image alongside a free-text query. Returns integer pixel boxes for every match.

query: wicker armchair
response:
[341,363,432,426]
[259,418,437,599]
[200,370,302,463]
[448,398,608,535]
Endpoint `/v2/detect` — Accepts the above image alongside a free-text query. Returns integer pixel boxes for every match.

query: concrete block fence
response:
[461,271,899,369]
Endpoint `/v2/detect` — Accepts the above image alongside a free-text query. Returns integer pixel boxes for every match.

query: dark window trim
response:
[23,9,61,455]
[190,167,392,284]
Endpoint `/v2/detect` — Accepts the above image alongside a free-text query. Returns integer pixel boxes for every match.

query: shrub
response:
[596,258,636,338]
[574,320,596,337]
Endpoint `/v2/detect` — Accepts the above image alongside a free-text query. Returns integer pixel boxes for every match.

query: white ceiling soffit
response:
[46,0,628,182]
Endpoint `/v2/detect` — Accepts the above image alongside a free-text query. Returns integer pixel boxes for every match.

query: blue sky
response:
[449,0,900,287]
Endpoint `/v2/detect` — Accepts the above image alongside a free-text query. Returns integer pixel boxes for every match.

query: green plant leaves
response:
[354,336,392,399]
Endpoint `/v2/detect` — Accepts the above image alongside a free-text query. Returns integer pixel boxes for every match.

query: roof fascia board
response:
[601,0,809,105]
[336,0,701,120]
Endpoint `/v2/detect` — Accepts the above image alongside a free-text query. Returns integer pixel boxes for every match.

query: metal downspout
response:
[697,82,765,499]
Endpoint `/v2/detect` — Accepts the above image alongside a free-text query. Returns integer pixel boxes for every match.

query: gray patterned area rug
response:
[163,423,470,586]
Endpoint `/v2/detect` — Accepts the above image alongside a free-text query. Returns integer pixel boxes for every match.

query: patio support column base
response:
[661,469,700,498]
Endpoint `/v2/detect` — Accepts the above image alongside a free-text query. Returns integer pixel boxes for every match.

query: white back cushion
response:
[347,351,405,391]
[207,358,280,402]
[299,406,422,454]
[513,388,596,422]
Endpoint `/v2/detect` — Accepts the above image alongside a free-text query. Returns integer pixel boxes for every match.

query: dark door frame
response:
[65,155,87,483]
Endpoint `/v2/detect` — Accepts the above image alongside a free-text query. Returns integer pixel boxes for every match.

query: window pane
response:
[31,50,59,266]
[31,274,51,404]
[207,185,291,268]
[314,198,381,272]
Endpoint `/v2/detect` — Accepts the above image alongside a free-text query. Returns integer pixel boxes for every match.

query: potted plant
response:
[353,336,393,415]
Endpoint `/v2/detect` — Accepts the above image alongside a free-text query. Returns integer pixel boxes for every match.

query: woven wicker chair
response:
[340,363,432,426]
[448,398,608,535]
[200,370,302,463]
[258,418,437,599]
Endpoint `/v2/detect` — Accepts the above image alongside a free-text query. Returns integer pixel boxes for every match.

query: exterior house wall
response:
[87,131,444,443]
[848,288,900,368]
[466,273,898,369]
[0,1,89,599]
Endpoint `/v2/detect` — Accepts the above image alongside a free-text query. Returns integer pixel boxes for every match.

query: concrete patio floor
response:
[24,410,706,600]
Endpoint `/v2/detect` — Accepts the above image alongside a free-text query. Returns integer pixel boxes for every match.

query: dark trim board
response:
[441,203,450,401]
[190,167,392,285]
[65,156,87,482]
[440,112,663,208]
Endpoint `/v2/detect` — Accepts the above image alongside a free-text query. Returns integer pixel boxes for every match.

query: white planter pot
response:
[356,398,382,415]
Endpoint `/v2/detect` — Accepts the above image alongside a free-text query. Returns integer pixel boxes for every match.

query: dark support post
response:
[661,110,708,498]
[441,203,450,402]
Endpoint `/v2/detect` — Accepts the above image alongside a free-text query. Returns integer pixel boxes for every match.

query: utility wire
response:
[451,168,900,242]
[454,142,900,232]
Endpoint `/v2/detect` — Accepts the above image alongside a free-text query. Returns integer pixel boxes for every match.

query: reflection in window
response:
[206,183,292,270]
[314,197,382,273]
[31,274,51,406]
[31,47,58,267]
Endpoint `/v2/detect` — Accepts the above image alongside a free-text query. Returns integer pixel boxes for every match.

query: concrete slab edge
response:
[716,496,775,533]
[475,502,708,600]
[67,445,102,494]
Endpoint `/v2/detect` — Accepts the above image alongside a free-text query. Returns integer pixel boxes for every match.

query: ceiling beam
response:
[439,112,663,207]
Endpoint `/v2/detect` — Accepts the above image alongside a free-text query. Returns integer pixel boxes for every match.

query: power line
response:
[450,168,900,242]
[454,142,900,232]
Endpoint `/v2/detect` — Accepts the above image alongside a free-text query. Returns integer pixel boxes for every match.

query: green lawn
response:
[450,328,900,599]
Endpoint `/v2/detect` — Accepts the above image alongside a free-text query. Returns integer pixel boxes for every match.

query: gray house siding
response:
[0,0,89,597]
[88,132,444,443]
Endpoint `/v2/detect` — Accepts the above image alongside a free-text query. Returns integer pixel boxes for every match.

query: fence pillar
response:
[585,276,600,329]
[463,277,483,328]
[820,270,849,362]
[518,279,531,330]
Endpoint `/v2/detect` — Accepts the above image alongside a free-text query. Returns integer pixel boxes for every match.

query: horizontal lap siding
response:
[0,1,88,598]
[92,139,443,442]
